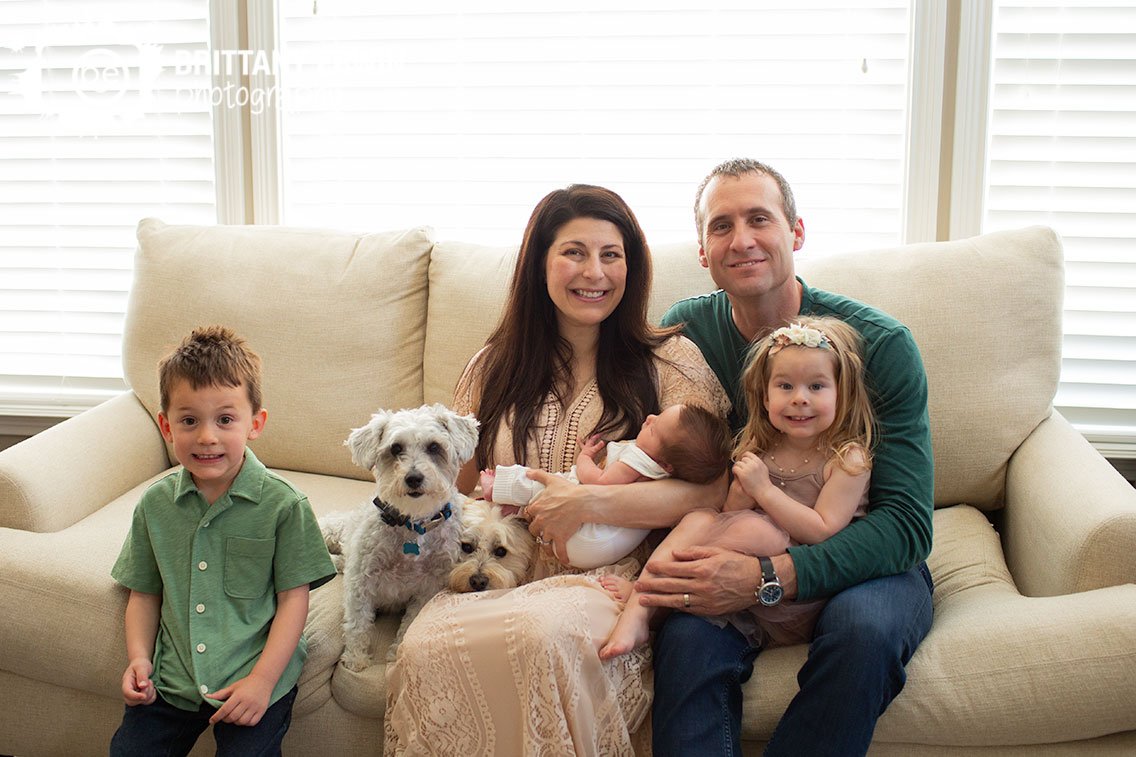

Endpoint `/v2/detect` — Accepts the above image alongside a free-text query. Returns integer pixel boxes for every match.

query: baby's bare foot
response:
[599,574,633,602]
[479,469,496,501]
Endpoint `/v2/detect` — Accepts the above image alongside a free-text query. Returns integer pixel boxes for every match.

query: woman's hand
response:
[524,470,593,563]
[733,452,774,502]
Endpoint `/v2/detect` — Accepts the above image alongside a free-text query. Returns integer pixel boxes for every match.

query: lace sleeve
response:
[452,346,489,416]
[655,335,731,418]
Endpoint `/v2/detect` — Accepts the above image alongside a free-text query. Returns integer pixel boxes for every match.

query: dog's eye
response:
[461,542,474,553]
[427,441,442,456]
[390,443,403,457]
[493,546,507,558]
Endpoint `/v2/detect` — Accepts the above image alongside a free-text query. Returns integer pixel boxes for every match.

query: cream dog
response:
[449,499,535,593]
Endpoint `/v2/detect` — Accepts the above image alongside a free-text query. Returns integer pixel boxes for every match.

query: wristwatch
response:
[756,556,784,607]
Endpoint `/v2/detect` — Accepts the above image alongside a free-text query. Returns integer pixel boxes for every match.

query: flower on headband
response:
[768,322,831,354]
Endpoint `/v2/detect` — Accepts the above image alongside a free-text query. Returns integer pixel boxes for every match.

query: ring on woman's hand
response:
[536,534,547,546]
[683,593,691,608]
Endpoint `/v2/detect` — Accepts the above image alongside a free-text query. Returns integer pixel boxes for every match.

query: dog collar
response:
[373,498,453,555]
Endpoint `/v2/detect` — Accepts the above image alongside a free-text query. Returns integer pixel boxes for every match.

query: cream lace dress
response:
[384,335,730,756]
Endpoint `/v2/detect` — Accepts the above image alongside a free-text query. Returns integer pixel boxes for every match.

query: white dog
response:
[320,403,479,671]
[449,499,535,593]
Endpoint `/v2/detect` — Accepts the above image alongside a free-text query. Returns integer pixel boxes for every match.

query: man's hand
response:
[121,657,157,706]
[208,673,273,726]
[634,546,799,615]
[524,470,594,562]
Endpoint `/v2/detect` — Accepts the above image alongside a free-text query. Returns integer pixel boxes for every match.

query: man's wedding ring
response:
[683,593,691,608]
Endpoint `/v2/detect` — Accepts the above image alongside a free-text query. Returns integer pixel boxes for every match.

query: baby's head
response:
[158,325,263,415]
[636,404,731,484]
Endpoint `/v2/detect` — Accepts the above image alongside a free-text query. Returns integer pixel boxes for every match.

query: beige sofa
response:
[1,219,1134,756]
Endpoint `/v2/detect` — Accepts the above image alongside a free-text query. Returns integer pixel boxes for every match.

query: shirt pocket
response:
[223,537,275,599]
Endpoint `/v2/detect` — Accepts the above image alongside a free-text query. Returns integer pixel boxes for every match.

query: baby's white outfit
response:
[490,440,668,570]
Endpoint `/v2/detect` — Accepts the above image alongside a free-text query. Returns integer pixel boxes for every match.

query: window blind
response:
[986,1,1136,445]
[0,0,215,417]
[277,0,910,254]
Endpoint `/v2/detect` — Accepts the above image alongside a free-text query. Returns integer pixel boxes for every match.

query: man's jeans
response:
[653,563,933,757]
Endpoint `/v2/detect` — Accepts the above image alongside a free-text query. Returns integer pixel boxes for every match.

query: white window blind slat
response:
[0,0,215,416]
[987,3,1136,442]
[277,0,910,251]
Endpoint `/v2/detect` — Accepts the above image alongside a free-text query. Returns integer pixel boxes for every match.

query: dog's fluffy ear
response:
[430,403,479,465]
[346,410,391,471]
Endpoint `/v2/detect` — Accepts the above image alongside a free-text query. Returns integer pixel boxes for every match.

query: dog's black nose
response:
[405,471,424,489]
[469,574,488,592]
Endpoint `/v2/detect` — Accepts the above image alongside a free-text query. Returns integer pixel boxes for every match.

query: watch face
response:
[759,582,784,607]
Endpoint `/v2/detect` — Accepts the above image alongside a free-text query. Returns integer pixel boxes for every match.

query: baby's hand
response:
[122,658,157,707]
[733,452,773,500]
[578,434,605,461]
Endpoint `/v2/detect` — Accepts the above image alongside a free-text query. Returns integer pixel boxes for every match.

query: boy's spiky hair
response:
[158,325,263,413]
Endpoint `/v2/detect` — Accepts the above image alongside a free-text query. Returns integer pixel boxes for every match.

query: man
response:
[643,158,935,755]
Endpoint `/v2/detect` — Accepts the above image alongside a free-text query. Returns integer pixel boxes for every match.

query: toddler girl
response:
[600,316,876,658]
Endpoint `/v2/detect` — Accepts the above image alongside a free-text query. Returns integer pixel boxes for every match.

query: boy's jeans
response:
[110,685,297,757]
[653,563,933,757]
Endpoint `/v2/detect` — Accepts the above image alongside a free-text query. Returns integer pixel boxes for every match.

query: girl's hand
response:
[733,452,773,501]
[122,657,157,706]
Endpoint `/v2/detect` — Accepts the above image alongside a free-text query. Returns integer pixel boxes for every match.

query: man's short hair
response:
[158,325,263,413]
[693,158,799,241]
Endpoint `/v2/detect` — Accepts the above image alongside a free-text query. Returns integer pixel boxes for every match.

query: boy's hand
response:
[122,657,157,706]
[208,673,273,726]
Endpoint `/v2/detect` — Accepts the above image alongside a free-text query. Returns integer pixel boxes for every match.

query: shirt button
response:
[200,684,209,695]
[198,561,208,571]
[203,521,210,528]
[196,603,206,614]
[196,643,207,653]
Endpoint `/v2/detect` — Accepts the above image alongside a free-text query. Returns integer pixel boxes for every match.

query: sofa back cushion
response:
[124,219,434,480]
[798,226,1063,508]
[426,226,1063,510]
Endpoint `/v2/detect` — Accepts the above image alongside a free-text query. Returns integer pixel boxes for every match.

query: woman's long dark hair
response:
[471,184,680,469]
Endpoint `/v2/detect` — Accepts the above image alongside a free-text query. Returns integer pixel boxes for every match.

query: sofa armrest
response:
[0,392,171,532]
[1003,410,1136,597]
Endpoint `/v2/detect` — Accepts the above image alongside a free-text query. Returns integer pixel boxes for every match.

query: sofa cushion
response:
[125,219,435,480]
[798,226,1063,508]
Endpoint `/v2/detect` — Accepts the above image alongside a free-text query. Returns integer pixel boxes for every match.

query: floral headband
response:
[767,322,831,355]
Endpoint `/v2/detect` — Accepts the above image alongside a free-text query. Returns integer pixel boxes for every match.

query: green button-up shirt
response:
[112,448,336,711]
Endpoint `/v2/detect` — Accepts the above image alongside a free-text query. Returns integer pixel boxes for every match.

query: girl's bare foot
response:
[599,574,633,602]
[599,601,651,660]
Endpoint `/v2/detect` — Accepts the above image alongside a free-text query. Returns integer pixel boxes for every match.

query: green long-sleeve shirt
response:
[661,278,933,599]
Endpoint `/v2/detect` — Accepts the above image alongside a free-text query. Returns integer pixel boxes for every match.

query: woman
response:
[384,185,730,755]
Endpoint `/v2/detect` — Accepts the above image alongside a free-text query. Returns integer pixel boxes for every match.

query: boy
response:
[110,325,336,755]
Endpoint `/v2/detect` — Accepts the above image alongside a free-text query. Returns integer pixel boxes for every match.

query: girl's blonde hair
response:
[733,315,876,474]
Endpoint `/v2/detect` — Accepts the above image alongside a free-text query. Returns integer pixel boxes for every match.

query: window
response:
[983,1,1136,449]
[0,1,215,417]
[2,1,1134,454]
[276,0,912,252]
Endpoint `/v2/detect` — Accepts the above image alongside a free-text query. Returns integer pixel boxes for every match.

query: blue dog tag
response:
[403,541,420,555]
